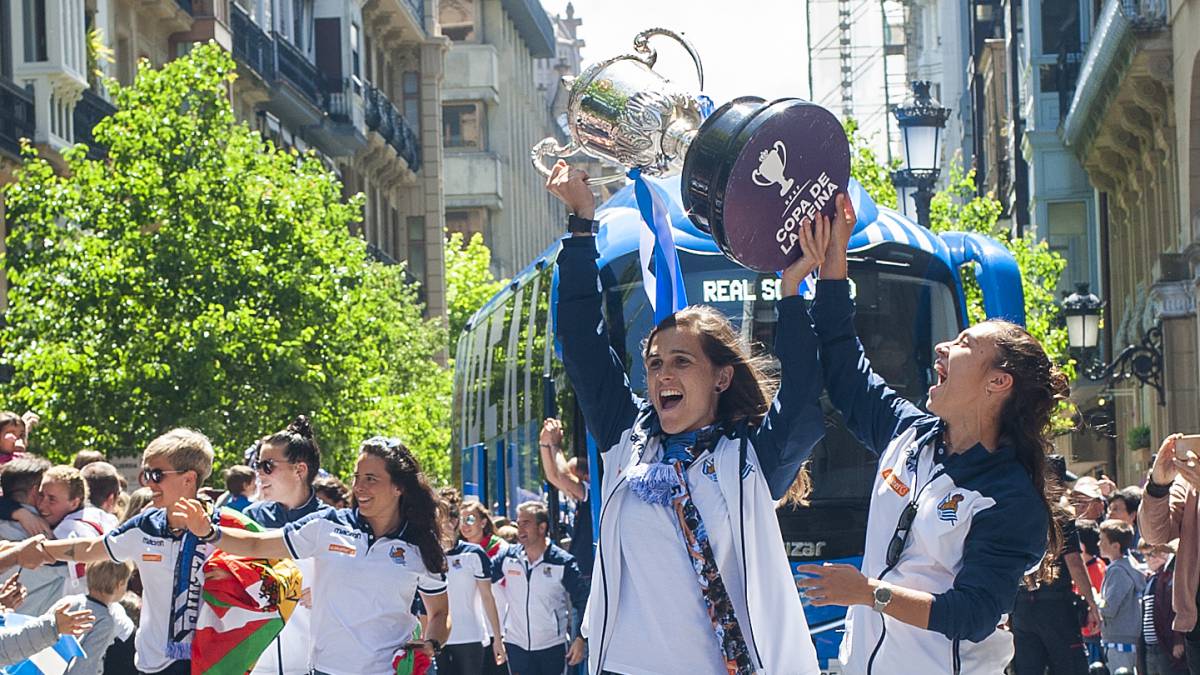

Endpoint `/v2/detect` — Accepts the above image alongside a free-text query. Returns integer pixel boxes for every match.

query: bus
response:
[450,175,1025,671]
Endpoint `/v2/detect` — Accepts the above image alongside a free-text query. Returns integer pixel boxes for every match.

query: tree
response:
[444,232,506,360]
[1,44,450,480]
[845,120,1074,386]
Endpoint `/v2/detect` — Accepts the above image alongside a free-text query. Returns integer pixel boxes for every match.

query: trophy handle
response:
[531,137,628,186]
[632,28,705,91]
[774,140,787,168]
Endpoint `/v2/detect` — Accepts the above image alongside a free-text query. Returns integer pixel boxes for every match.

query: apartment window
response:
[407,216,427,283]
[403,71,420,132]
[1,0,10,77]
[446,208,488,241]
[443,102,485,150]
[1040,0,1080,55]
[1046,200,1091,294]
[22,0,47,62]
[440,0,478,42]
[350,22,361,91]
[364,34,372,84]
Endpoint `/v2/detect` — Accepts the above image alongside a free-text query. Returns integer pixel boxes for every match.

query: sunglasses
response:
[886,501,918,568]
[140,468,187,486]
[463,514,478,526]
[252,458,292,476]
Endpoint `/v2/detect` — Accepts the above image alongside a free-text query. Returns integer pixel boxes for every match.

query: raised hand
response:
[1151,433,1182,486]
[0,572,25,610]
[818,193,857,280]
[51,601,94,637]
[168,498,213,537]
[540,418,564,449]
[545,160,596,222]
[781,207,833,297]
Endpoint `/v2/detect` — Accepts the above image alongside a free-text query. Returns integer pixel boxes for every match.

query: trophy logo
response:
[752,140,794,197]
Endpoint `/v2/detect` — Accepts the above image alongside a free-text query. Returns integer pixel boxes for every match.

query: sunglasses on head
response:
[252,458,292,475]
[140,468,186,486]
[886,501,918,568]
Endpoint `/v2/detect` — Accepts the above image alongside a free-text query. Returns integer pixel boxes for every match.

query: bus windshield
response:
[598,246,961,506]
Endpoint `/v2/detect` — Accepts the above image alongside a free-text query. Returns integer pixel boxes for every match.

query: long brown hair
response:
[359,438,447,574]
[643,305,810,502]
[986,320,1068,584]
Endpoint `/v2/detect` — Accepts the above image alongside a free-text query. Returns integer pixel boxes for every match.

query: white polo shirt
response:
[445,542,492,646]
[283,508,447,675]
[104,508,213,674]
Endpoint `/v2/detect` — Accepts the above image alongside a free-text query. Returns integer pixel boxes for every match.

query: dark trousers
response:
[141,661,192,675]
[505,643,566,675]
[1011,591,1089,675]
[437,642,485,675]
[1185,610,1200,674]
[484,637,508,675]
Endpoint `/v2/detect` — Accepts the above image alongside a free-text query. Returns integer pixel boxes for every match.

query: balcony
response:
[500,0,555,58]
[231,4,275,83]
[444,45,500,103]
[1062,0,1169,151]
[73,89,117,158]
[364,83,421,171]
[0,79,35,158]
[445,153,502,209]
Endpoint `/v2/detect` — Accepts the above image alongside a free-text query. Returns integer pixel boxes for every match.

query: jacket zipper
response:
[736,434,764,670]
[593,472,628,671]
[525,557,536,651]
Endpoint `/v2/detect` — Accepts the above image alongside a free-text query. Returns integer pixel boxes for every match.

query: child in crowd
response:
[0,412,28,466]
[312,474,350,509]
[218,465,255,512]
[18,428,216,675]
[65,560,133,675]
[1099,518,1144,672]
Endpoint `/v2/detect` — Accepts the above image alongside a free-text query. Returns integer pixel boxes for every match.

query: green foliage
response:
[445,232,506,360]
[844,119,898,210]
[846,119,1075,427]
[1,44,450,482]
[1127,424,1152,451]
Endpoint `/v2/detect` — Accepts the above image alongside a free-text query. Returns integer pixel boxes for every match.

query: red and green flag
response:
[191,508,303,675]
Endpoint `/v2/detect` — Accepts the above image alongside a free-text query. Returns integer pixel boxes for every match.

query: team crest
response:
[542,566,553,577]
[452,558,463,569]
[937,493,964,524]
[702,459,719,482]
[389,545,407,565]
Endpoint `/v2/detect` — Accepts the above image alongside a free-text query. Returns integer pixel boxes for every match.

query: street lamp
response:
[1060,283,1166,406]
[1062,282,1103,351]
[890,80,950,229]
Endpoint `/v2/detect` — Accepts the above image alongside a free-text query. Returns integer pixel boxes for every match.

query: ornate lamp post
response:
[1062,283,1165,406]
[890,80,950,228]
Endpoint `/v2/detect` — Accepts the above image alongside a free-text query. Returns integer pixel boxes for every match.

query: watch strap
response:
[567,214,597,234]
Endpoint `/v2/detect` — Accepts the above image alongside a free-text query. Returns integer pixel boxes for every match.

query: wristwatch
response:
[567,213,597,234]
[872,583,893,613]
[425,638,443,656]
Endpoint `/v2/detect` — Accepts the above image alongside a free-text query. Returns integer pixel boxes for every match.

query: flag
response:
[191,508,302,675]
[0,613,84,675]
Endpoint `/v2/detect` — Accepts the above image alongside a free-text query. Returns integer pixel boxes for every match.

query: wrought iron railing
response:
[231,4,275,82]
[273,34,321,107]
[1121,0,1167,31]
[73,88,118,158]
[364,83,421,171]
[0,78,34,157]
[321,77,354,123]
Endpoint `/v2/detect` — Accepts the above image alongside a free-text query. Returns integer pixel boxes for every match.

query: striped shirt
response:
[1143,576,1158,645]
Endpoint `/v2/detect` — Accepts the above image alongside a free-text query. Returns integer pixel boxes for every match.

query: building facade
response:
[439,0,564,279]
[1061,0,1196,484]
[2,0,449,317]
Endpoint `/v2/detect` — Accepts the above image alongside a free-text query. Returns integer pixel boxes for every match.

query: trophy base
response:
[682,98,850,273]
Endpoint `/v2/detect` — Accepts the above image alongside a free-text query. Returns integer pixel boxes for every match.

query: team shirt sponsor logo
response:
[142,553,163,562]
[881,468,910,497]
[937,493,964,524]
[142,537,164,547]
[328,543,357,556]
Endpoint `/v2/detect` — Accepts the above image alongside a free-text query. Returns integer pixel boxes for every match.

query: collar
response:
[350,508,408,541]
[283,489,322,520]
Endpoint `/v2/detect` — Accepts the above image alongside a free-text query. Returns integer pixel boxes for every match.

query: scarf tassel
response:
[627,461,678,507]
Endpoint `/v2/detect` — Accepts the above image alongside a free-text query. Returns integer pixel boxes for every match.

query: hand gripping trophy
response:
[532,28,852,273]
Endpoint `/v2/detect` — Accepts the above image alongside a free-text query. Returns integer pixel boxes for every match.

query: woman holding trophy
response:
[546,160,826,675]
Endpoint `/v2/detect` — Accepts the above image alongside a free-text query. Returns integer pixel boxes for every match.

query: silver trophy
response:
[531,28,705,185]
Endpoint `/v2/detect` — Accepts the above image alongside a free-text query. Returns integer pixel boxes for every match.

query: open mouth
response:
[658,388,684,411]
[930,361,948,393]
